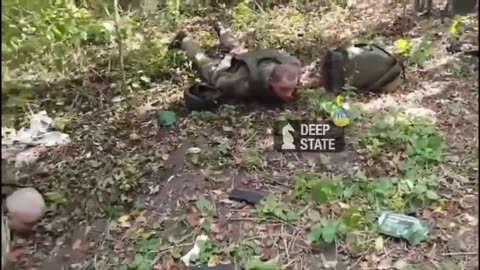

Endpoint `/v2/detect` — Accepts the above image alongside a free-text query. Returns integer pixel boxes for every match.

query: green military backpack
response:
[321,43,404,93]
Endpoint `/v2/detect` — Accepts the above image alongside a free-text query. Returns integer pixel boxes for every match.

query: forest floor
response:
[7,3,479,270]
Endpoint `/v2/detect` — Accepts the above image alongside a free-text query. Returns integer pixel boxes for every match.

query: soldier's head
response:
[268,63,302,102]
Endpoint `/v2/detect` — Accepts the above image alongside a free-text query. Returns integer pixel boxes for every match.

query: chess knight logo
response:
[281,123,296,150]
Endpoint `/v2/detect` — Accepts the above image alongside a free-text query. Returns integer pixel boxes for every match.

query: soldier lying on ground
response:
[168,21,302,111]
[2,186,46,269]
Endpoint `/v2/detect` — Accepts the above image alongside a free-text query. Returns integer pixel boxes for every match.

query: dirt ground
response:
[5,3,479,270]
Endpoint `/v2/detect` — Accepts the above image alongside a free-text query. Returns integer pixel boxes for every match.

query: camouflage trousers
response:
[178,25,244,85]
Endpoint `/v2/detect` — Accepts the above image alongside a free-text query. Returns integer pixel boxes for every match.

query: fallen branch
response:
[442,251,478,256]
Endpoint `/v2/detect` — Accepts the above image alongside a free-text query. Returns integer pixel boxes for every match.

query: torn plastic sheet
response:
[181,235,209,267]
[2,111,70,146]
[2,111,71,168]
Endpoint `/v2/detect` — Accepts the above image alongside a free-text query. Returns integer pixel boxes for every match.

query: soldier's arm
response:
[212,64,250,99]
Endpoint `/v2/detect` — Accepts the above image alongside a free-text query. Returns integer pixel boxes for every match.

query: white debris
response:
[180,234,209,266]
[111,96,126,103]
[186,147,202,154]
[1,111,71,169]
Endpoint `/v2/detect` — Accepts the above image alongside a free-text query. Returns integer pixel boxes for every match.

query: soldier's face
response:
[268,64,301,101]
[270,77,299,101]
[274,86,295,101]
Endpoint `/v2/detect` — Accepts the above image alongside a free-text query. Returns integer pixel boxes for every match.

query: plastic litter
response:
[157,111,177,127]
[378,212,431,245]
[181,235,209,266]
[2,111,71,169]
[2,111,70,146]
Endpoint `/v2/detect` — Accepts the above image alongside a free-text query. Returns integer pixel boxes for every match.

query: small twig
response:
[281,226,290,258]
[241,131,258,148]
[351,254,365,268]
[428,243,437,258]
[442,251,478,256]
[287,228,300,252]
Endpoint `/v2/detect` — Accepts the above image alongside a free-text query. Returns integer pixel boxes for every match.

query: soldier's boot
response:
[212,21,241,52]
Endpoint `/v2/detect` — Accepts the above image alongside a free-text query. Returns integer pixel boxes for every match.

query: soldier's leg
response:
[169,31,219,83]
[212,22,242,52]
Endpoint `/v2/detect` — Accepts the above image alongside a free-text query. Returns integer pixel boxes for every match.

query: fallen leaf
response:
[359,261,369,270]
[374,237,384,253]
[211,189,224,195]
[422,208,433,219]
[113,241,124,251]
[71,239,89,251]
[377,258,393,269]
[208,255,220,266]
[461,213,478,226]
[186,206,201,227]
[129,133,141,140]
[393,259,409,270]
[153,264,163,270]
[165,256,175,270]
[433,206,445,214]
[338,202,350,209]
[211,223,221,234]
[118,215,130,223]
[136,215,147,224]
[119,221,131,228]
[260,247,275,260]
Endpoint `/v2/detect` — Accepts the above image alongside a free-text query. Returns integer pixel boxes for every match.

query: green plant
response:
[409,40,434,67]
[242,148,265,172]
[227,241,261,269]
[290,173,318,199]
[231,2,256,28]
[196,238,223,266]
[394,38,434,67]
[245,258,282,270]
[312,93,344,116]
[122,237,162,270]
[311,93,361,122]
[190,137,233,171]
[449,16,465,36]
[307,218,348,243]
[256,195,299,223]
[311,177,343,203]
[196,197,216,216]
[364,109,447,166]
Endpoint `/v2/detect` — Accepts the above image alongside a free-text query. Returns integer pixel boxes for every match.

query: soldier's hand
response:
[231,47,248,55]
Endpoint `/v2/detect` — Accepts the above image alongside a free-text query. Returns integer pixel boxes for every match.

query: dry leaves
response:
[186,206,201,227]
[71,239,89,252]
[377,258,393,270]
[153,256,175,270]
